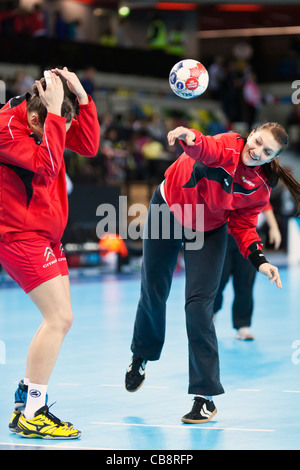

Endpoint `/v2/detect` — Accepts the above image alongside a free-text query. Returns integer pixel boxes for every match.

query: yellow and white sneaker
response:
[9,409,22,432]
[14,405,81,440]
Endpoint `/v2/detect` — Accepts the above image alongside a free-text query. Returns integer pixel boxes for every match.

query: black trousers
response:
[214,234,257,329]
[131,187,227,396]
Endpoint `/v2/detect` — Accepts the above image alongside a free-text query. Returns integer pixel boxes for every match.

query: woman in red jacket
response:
[1,67,100,439]
[125,122,300,423]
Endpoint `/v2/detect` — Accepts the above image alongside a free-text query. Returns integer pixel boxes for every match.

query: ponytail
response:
[263,159,300,213]
[255,122,300,214]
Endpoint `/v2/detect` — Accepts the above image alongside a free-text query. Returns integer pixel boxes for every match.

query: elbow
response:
[86,131,101,157]
[85,126,100,157]
[91,142,100,157]
[84,143,100,158]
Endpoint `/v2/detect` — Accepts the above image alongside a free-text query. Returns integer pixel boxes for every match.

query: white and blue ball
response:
[169,59,209,99]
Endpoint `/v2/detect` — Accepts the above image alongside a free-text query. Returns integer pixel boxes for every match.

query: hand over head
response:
[51,67,88,104]
[35,71,64,116]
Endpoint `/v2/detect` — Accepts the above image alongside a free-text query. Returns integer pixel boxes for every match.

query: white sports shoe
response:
[235,327,254,341]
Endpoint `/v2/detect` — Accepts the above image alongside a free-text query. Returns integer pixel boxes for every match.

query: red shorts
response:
[0,238,69,293]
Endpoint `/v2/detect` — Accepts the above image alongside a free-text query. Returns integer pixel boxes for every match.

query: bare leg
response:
[25,275,73,385]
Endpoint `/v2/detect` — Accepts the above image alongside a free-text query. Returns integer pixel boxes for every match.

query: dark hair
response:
[254,122,300,214]
[27,77,75,125]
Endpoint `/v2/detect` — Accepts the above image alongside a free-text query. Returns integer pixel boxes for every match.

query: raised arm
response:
[52,67,100,157]
[167,126,237,166]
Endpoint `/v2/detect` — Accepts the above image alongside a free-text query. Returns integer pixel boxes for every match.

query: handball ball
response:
[169,59,209,99]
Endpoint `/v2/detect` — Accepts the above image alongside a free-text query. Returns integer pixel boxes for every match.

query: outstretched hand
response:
[259,262,282,288]
[167,126,196,146]
[51,67,88,104]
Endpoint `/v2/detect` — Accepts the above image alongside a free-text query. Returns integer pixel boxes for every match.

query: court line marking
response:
[55,383,169,389]
[237,389,300,394]
[0,442,123,450]
[100,384,168,389]
[56,383,81,386]
[54,384,300,393]
[91,422,275,432]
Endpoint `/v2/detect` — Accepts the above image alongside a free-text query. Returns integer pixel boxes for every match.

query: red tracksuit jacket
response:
[0,93,100,243]
[164,130,271,258]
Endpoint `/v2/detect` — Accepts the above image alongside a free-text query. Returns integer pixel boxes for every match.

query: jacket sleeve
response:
[65,95,100,157]
[0,112,67,176]
[227,200,269,259]
[179,129,238,167]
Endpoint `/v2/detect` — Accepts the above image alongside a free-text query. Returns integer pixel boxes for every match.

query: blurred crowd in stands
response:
[0,3,85,41]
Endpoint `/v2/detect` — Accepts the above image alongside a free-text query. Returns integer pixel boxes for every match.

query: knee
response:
[60,311,73,335]
[47,307,73,336]
[185,294,215,323]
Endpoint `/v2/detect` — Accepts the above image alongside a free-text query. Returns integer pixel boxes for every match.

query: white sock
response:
[24,383,48,419]
[23,377,29,386]
[197,395,212,401]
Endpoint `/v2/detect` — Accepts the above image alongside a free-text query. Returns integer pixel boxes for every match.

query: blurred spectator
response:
[243,71,261,131]
[10,70,35,95]
[69,19,86,42]
[99,27,117,47]
[100,127,128,182]
[220,59,243,126]
[80,66,96,98]
[30,3,48,37]
[146,114,166,144]
[278,50,297,81]
[208,56,225,100]
[53,10,68,39]
[0,7,15,36]
[279,179,297,250]
[115,18,132,48]
[141,135,170,183]
[147,15,167,50]
[100,113,116,134]
[166,23,185,57]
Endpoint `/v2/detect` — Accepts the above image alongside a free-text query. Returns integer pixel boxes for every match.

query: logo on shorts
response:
[43,247,57,268]
[44,247,55,262]
[57,243,67,262]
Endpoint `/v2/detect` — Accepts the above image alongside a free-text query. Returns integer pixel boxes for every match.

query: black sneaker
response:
[181,397,217,423]
[125,355,147,392]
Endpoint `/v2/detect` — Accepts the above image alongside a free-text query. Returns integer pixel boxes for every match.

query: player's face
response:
[242,129,281,166]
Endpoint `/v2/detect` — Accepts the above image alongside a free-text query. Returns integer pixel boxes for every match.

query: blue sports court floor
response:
[0,258,299,451]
